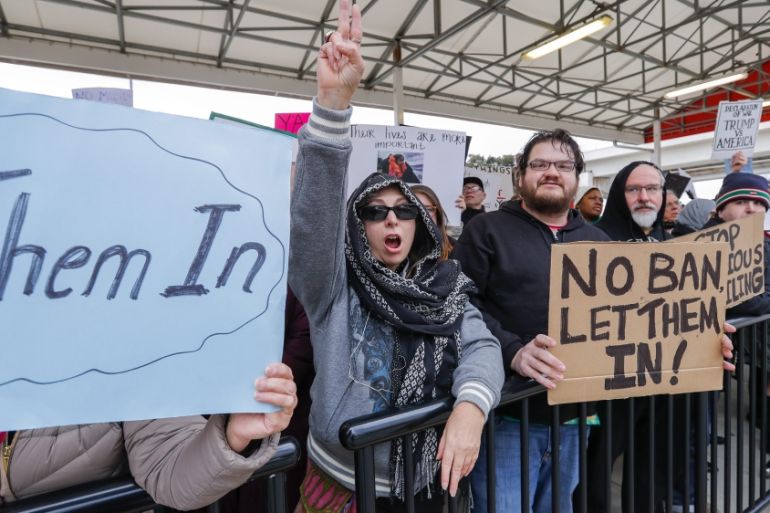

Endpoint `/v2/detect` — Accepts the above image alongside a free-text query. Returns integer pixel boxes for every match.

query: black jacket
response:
[595,161,668,242]
[700,217,770,317]
[452,200,610,423]
[461,206,485,226]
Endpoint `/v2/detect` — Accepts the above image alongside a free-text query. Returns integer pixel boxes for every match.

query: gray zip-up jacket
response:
[289,99,504,496]
[1,416,278,509]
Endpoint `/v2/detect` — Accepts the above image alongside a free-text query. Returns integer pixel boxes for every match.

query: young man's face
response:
[718,199,767,222]
[624,164,664,230]
[578,189,603,221]
[518,140,579,216]
[463,182,486,209]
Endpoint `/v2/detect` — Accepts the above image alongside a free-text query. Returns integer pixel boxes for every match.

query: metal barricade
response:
[0,436,300,513]
[341,314,770,513]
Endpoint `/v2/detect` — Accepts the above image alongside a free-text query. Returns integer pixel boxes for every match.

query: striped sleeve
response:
[305,97,352,141]
[455,380,496,420]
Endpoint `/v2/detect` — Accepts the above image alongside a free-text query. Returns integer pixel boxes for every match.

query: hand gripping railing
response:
[339,376,543,513]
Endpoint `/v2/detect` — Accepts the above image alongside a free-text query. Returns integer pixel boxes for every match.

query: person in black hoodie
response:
[452,129,610,513]
[585,161,669,513]
[595,160,668,242]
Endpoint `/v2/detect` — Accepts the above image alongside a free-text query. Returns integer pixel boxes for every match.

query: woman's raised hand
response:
[317,0,364,111]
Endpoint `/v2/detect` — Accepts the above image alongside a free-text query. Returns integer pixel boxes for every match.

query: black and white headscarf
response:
[345,172,476,499]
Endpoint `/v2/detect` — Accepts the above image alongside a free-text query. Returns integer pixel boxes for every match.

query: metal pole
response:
[653,106,662,167]
[393,42,404,126]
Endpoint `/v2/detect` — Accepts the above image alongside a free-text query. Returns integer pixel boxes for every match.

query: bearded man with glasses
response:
[452,129,610,513]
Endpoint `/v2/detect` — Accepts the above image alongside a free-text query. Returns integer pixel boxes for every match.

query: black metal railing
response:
[7,315,770,513]
[341,314,770,513]
[0,436,300,513]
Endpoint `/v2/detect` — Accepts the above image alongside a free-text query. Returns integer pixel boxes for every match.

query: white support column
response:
[653,107,662,167]
[392,43,404,126]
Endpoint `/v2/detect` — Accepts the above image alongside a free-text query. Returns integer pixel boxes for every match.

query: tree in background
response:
[466,154,516,168]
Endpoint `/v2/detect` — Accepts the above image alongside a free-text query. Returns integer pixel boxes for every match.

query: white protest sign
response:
[72,87,133,107]
[0,87,293,430]
[465,165,514,211]
[348,125,467,226]
[712,99,763,160]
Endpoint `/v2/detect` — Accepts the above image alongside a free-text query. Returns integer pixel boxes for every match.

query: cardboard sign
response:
[674,213,765,308]
[548,241,728,405]
[464,165,514,211]
[711,99,763,160]
[348,125,467,226]
[0,87,293,430]
[274,112,310,135]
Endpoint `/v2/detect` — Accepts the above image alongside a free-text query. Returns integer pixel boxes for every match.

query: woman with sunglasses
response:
[289,3,503,512]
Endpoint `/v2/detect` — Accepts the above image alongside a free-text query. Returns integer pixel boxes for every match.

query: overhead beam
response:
[0,2,8,37]
[0,37,645,143]
[217,0,251,66]
[115,0,126,53]
[365,0,508,89]
[363,0,430,86]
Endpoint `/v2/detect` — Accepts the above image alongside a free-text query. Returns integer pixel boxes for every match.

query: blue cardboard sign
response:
[0,87,293,430]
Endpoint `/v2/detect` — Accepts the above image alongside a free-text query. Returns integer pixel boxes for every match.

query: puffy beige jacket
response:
[1,415,279,510]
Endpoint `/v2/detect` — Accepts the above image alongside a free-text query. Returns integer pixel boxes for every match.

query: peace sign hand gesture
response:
[317,0,365,111]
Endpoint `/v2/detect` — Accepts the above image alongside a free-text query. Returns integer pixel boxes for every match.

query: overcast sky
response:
[0,62,614,158]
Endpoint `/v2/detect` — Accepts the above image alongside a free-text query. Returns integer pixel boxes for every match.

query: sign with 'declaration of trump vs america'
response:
[0,87,293,431]
[711,99,763,160]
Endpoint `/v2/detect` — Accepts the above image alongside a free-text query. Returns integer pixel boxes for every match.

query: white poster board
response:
[0,87,293,430]
[465,165,514,211]
[348,125,467,226]
[711,99,763,160]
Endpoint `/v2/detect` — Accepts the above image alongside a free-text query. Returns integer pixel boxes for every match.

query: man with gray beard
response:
[594,161,667,242]
[584,161,669,513]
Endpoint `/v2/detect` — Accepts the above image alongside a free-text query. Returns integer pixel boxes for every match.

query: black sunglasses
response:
[358,204,420,221]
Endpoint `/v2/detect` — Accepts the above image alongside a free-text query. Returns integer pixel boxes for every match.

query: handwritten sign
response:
[711,100,763,159]
[465,165,514,211]
[348,125,467,226]
[72,87,133,107]
[548,241,728,405]
[275,112,310,135]
[0,87,293,430]
[674,213,764,308]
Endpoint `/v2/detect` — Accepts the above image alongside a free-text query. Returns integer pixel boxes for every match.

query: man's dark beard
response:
[520,183,573,216]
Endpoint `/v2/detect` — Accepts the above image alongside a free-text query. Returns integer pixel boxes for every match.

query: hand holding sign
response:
[511,334,566,390]
[731,151,748,173]
[226,363,298,452]
[721,322,736,372]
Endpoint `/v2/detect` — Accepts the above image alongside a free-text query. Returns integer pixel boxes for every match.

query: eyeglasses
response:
[528,159,576,172]
[624,184,663,195]
[358,204,420,221]
[463,185,482,193]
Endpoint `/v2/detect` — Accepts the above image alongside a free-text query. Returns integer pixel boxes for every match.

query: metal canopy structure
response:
[0,0,769,144]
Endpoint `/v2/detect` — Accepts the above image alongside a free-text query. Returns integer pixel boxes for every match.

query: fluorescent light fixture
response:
[663,72,748,99]
[524,15,612,60]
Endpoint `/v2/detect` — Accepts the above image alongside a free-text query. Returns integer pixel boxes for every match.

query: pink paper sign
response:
[274,112,310,134]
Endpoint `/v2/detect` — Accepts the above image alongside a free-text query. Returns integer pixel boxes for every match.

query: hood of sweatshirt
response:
[595,161,668,241]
